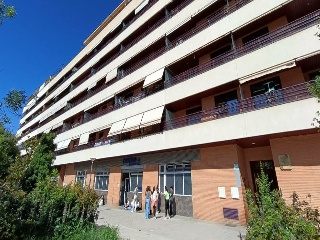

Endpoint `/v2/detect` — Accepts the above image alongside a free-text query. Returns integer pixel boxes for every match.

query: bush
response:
[62,226,120,240]
[246,168,319,239]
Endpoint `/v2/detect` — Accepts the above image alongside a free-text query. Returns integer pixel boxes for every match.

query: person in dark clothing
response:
[164,186,170,219]
[169,186,174,217]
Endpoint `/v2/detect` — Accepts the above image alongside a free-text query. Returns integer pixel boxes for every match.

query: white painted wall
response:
[19,0,290,133]
[53,98,319,166]
[18,25,320,144]
[19,0,204,128]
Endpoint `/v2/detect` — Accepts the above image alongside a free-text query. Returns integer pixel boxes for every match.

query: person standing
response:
[132,185,138,212]
[151,186,159,219]
[169,186,174,217]
[164,186,170,219]
[145,186,151,219]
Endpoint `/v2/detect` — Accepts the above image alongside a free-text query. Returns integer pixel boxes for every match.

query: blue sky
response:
[0,0,122,132]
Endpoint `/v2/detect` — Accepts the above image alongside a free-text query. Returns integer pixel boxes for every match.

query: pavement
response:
[96,205,246,240]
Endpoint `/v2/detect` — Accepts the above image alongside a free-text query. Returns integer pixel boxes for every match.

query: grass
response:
[64,226,121,240]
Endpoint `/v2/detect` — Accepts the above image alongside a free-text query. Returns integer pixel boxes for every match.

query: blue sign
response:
[123,157,140,166]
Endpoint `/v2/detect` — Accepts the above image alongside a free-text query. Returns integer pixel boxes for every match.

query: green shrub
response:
[61,226,120,240]
[246,168,319,240]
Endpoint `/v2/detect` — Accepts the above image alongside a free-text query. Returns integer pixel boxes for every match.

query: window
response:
[94,171,109,191]
[76,171,86,188]
[250,76,283,109]
[308,71,320,81]
[210,45,232,59]
[186,106,202,125]
[130,172,143,192]
[159,164,192,196]
[242,26,269,45]
[250,77,282,97]
[215,90,239,115]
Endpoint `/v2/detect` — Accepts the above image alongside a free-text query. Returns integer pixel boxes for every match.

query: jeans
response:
[145,198,150,219]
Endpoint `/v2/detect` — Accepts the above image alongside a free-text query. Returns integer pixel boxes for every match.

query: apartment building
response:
[17,0,320,225]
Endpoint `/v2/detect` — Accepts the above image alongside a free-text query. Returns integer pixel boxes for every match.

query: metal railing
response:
[164,82,312,130]
[21,9,320,138]
[54,81,314,156]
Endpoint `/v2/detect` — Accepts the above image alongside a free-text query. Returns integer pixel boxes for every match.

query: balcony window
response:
[210,45,232,59]
[76,171,87,188]
[250,76,283,109]
[186,106,202,125]
[94,171,109,191]
[242,26,269,45]
[159,164,192,196]
[308,71,320,81]
[215,90,239,115]
[130,172,143,192]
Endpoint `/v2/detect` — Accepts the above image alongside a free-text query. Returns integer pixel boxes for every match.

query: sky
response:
[0,0,122,132]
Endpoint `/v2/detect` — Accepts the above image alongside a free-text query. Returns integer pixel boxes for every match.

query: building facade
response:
[17,0,320,225]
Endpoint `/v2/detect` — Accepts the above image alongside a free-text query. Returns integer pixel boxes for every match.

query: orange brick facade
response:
[59,133,320,225]
[192,145,247,225]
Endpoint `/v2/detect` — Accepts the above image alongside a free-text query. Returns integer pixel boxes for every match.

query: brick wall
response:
[107,166,121,206]
[270,133,320,209]
[64,163,76,185]
[192,145,247,225]
[141,164,158,210]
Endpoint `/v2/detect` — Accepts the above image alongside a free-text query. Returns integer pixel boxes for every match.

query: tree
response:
[0,124,19,182]
[0,0,15,25]
[0,89,26,127]
[308,75,320,128]
[246,168,319,239]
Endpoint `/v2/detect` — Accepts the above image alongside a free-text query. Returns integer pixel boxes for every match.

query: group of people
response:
[124,185,175,220]
[124,185,141,212]
[145,185,174,220]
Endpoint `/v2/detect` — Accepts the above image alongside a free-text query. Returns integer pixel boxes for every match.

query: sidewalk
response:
[96,205,246,240]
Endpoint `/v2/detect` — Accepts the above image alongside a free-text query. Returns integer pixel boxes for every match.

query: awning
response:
[60,139,71,149]
[84,94,114,111]
[22,106,28,113]
[105,68,118,83]
[56,139,70,150]
[121,113,144,133]
[26,98,36,109]
[135,0,149,15]
[143,68,164,88]
[87,81,97,90]
[108,119,126,137]
[37,85,49,99]
[140,106,164,128]
[79,132,90,145]
[239,61,296,84]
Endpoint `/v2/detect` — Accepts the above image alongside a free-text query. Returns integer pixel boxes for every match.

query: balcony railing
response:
[164,82,313,130]
[21,7,320,139]
[21,0,185,119]
[120,0,254,79]
[165,10,320,88]
[54,81,314,156]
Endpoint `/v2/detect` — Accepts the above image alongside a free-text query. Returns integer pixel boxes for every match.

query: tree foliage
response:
[0,0,16,25]
[308,75,320,128]
[246,167,319,239]
[0,133,101,240]
[0,124,19,181]
[0,89,26,127]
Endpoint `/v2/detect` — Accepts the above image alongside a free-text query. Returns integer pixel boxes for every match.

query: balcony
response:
[54,81,314,157]
[20,0,191,122]
[19,9,320,140]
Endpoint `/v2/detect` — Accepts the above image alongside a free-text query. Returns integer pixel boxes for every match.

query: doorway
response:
[250,160,279,193]
[120,173,130,206]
